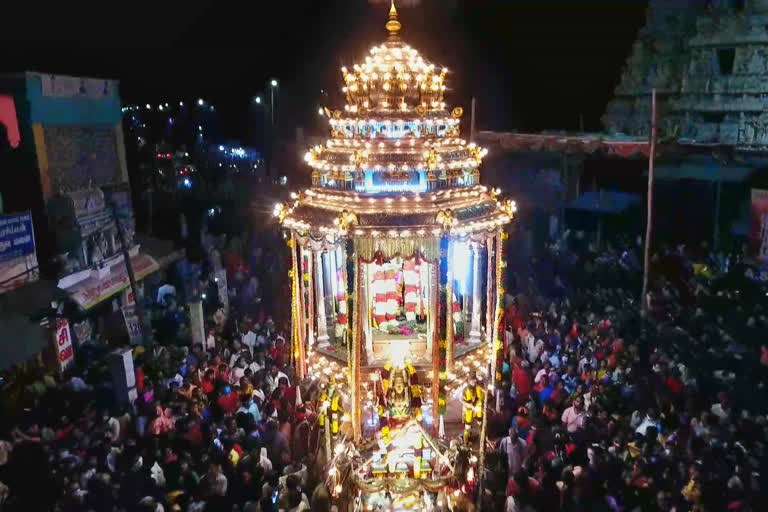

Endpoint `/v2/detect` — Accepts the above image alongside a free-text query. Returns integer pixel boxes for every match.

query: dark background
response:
[0,0,648,139]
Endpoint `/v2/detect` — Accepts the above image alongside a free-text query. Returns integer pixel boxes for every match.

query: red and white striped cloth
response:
[371,265,398,330]
[335,268,347,336]
[402,259,420,322]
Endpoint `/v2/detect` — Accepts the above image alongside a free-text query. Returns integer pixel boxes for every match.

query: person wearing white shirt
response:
[205,329,216,351]
[498,428,527,477]
[242,329,257,353]
[525,335,544,364]
[635,410,662,437]
[266,366,290,393]
[253,386,266,404]
[578,353,596,374]
[230,360,247,385]
[249,360,263,375]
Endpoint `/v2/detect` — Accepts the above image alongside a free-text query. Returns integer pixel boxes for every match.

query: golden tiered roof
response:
[278,1,514,239]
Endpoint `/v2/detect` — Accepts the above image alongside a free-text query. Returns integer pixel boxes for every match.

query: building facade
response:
[0,72,175,370]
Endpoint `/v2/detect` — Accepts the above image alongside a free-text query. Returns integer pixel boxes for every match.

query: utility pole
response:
[110,203,152,347]
[265,79,279,179]
[470,97,477,141]
[641,89,657,318]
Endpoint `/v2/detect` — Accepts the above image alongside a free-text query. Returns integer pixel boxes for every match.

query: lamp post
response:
[269,79,278,126]
[265,79,278,178]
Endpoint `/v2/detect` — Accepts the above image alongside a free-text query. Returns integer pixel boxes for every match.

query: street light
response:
[268,78,278,126]
[254,96,262,104]
[197,98,204,106]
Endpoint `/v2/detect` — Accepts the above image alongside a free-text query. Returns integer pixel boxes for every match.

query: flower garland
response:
[437,283,448,437]
[431,260,440,437]
[495,231,508,387]
[289,236,305,378]
[352,256,362,441]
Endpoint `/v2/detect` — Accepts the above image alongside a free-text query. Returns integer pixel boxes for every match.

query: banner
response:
[0,94,20,148]
[65,254,158,309]
[0,212,35,262]
[122,306,143,345]
[749,189,768,262]
[37,74,113,99]
[55,318,75,372]
[189,300,205,346]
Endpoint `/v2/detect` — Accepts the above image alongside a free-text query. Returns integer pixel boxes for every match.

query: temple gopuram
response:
[480,0,768,258]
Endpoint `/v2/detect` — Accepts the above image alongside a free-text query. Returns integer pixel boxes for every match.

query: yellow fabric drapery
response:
[353,237,440,261]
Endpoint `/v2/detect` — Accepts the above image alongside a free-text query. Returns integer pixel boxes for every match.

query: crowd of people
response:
[0,225,330,512]
[492,236,768,511]
[2,218,768,512]
[0,318,331,512]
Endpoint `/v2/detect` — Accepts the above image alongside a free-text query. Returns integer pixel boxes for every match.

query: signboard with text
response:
[122,306,143,345]
[55,318,75,373]
[0,212,35,262]
[66,254,158,309]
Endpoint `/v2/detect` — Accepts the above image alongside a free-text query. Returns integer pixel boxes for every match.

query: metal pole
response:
[110,204,152,347]
[271,87,275,126]
[475,361,493,512]
[147,187,153,236]
[713,180,722,250]
[324,404,332,464]
[470,97,477,141]
[641,89,657,318]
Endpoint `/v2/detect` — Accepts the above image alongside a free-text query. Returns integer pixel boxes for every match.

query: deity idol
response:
[386,369,412,421]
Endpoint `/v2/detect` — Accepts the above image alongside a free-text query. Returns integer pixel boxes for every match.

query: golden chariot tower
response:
[276,3,514,508]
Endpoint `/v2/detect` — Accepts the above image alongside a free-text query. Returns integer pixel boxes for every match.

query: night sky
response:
[2,0,649,140]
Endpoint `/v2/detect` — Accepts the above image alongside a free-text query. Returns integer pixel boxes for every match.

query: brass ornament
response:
[274,203,289,224]
[451,107,463,119]
[335,210,359,233]
[425,148,439,169]
[435,209,457,231]
[499,199,517,220]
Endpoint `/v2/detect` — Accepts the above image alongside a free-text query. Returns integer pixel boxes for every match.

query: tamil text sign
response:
[0,212,35,262]
[55,318,75,372]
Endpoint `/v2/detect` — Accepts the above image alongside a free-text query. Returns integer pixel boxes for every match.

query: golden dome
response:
[385,0,401,39]
[301,1,487,198]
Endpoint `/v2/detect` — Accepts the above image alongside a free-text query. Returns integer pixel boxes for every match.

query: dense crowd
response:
[493,237,768,512]
[0,226,329,512]
[0,317,329,512]
[2,222,768,511]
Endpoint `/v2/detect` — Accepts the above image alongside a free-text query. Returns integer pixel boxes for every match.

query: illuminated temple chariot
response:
[277,2,514,510]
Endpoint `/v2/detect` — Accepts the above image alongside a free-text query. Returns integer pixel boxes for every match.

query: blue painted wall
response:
[24,73,121,126]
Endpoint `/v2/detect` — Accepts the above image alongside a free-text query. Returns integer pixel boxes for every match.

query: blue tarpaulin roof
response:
[567,191,642,214]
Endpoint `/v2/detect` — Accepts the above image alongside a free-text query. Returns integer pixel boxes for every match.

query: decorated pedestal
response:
[277,3,514,510]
